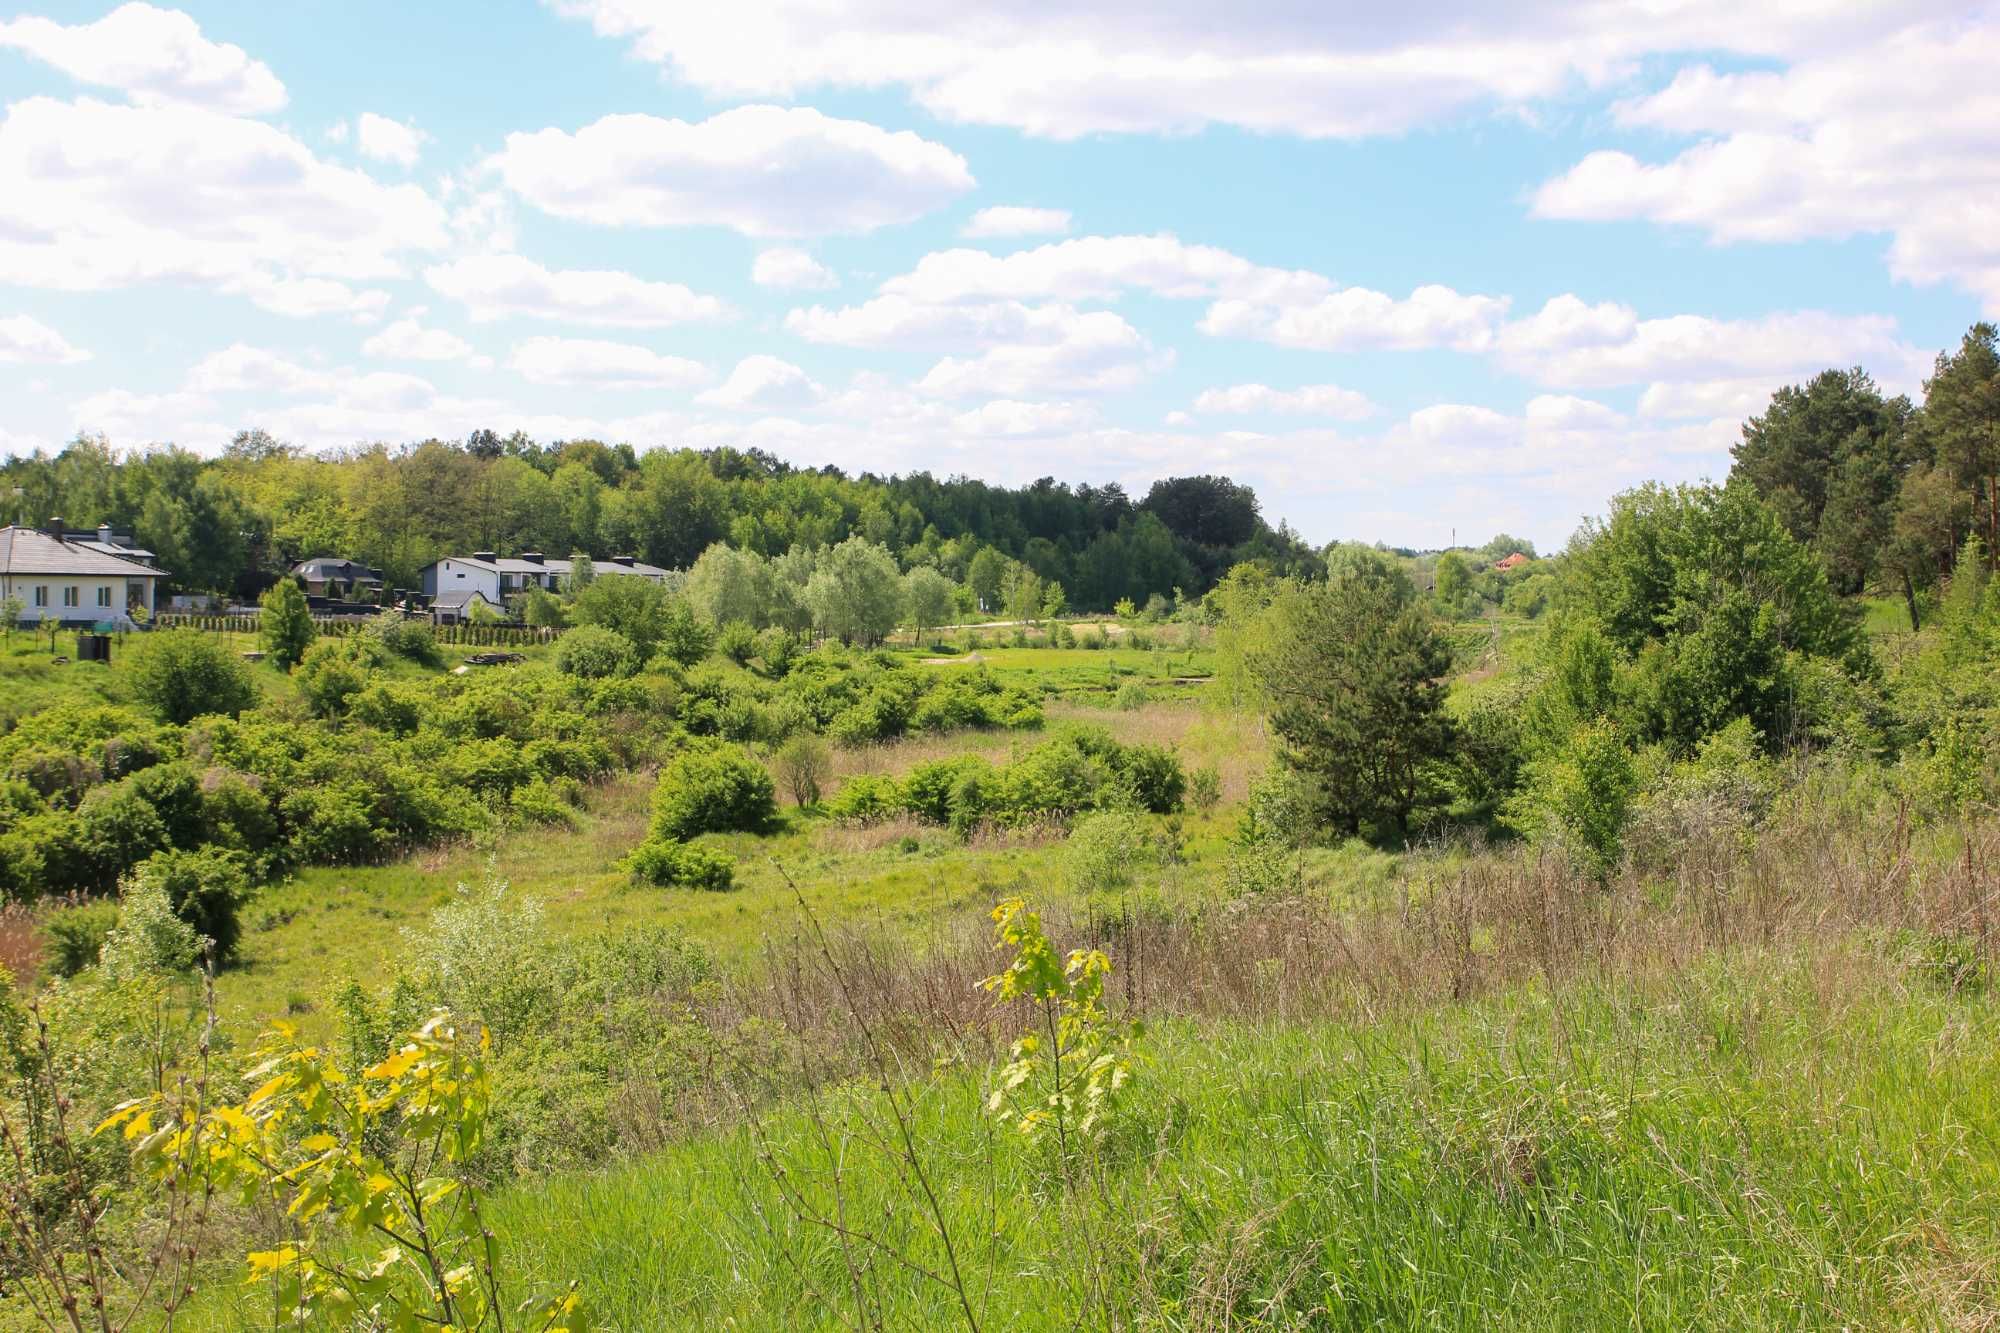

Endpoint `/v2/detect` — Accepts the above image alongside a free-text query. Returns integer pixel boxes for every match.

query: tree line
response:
[0,431,1319,612]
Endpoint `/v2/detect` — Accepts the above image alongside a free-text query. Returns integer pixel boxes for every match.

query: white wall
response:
[1,573,156,623]
[425,559,502,603]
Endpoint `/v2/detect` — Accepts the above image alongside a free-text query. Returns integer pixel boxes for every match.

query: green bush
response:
[295,639,375,718]
[348,681,423,735]
[364,612,444,667]
[134,846,251,966]
[259,579,317,669]
[774,734,831,806]
[647,745,777,842]
[1065,809,1162,893]
[554,625,640,679]
[825,773,900,823]
[1508,719,1639,880]
[627,838,735,891]
[129,629,258,725]
[717,620,758,667]
[42,900,119,978]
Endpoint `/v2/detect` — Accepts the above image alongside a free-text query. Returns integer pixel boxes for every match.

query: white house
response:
[420,551,670,604]
[0,524,166,627]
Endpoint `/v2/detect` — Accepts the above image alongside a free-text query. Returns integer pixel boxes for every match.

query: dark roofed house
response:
[0,523,167,627]
[292,557,385,600]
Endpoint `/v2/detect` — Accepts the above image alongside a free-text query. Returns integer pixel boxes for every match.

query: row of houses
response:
[0,518,675,630]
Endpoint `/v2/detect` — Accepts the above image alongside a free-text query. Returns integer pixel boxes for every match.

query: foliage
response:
[127,628,258,725]
[1508,719,1639,880]
[570,574,673,661]
[42,899,119,978]
[259,578,317,668]
[773,733,831,807]
[107,1015,587,1330]
[134,845,250,966]
[645,744,778,842]
[1064,810,1168,894]
[554,624,639,679]
[364,612,445,667]
[1253,562,1455,839]
[981,899,1141,1150]
[806,536,904,646]
[295,637,376,718]
[627,838,736,891]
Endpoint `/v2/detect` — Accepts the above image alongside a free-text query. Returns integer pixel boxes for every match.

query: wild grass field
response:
[7,510,2000,1331]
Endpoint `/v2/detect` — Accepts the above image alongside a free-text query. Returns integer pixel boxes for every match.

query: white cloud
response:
[494,106,973,236]
[549,1,1922,140]
[425,253,728,327]
[231,274,393,323]
[1201,283,1509,352]
[1533,21,2000,311]
[882,233,1318,305]
[963,206,1072,238]
[70,387,228,445]
[0,97,447,312]
[0,3,286,114]
[1493,295,1930,405]
[355,112,426,168]
[0,315,89,365]
[752,247,837,290]
[1191,383,1376,420]
[509,336,710,390]
[185,343,332,394]
[951,399,1099,436]
[697,355,823,409]
[362,310,487,366]
[787,295,1105,349]
[916,310,1159,398]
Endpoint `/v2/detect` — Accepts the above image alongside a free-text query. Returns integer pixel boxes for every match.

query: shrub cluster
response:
[825,726,1186,835]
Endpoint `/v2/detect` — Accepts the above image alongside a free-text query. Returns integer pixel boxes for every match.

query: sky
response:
[0,2,1995,553]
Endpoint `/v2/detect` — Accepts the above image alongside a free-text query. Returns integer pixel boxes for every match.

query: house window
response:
[96,586,111,608]
[32,586,46,607]
[62,586,79,608]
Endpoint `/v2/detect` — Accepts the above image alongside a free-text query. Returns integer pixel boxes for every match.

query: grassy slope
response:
[190,945,2000,1329]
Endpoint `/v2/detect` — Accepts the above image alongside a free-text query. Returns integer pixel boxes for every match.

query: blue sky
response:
[1,1,1994,552]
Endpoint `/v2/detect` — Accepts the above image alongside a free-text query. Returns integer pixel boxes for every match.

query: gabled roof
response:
[0,526,168,580]
[293,557,384,582]
[431,587,502,609]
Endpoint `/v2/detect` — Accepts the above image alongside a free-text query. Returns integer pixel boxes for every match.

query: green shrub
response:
[1187,765,1222,812]
[364,612,444,667]
[134,846,251,966]
[1114,682,1153,711]
[199,771,278,859]
[554,625,640,679]
[259,579,316,669]
[348,681,423,735]
[1065,809,1162,893]
[1508,719,1639,880]
[295,638,374,718]
[627,838,735,891]
[774,734,831,806]
[42,900,119,978]
[647,745,777,842]
[757,627,799,676]
[129,629,258,725]
[717,620,758,667]
[900,756,989,825]
[825,773,900,823]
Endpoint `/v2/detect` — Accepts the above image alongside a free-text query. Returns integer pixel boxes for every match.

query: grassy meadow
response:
[8,589,2000,1331]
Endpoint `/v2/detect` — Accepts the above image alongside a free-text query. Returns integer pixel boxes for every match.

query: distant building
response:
[291,557,385,601]
[428,587,504,625]
[420,552,669,604]
[43,519,159,568]
[0,523,167,626]
[1493,552,1532,572]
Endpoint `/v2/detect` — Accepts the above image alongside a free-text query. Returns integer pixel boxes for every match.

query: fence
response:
[153,613,564,647]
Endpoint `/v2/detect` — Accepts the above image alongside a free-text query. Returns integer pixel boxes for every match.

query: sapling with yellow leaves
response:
[102,1013,587,1331]
[980,899,1142,1162]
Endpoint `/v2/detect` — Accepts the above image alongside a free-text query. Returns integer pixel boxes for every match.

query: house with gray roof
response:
[0,524,167,627]
[420,551,669,606]
[291,556,385,600]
